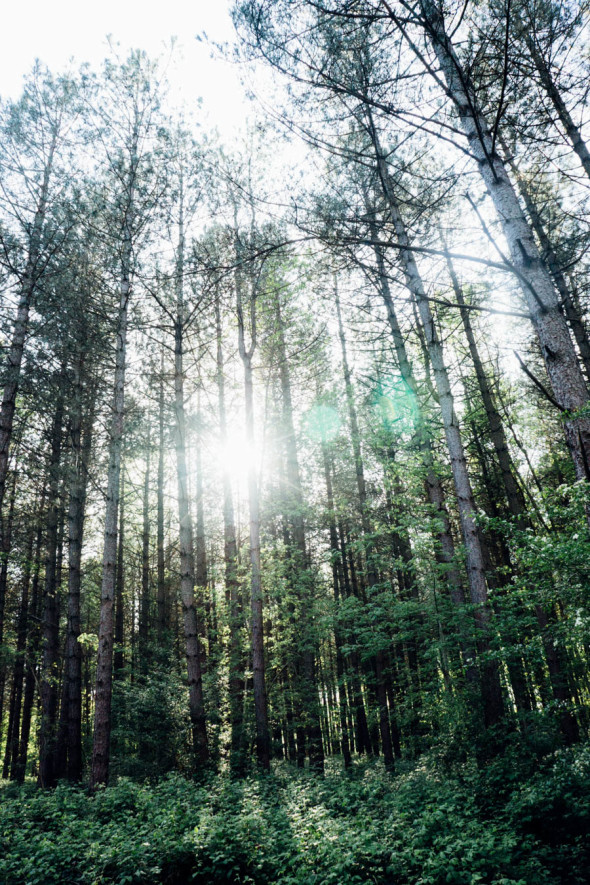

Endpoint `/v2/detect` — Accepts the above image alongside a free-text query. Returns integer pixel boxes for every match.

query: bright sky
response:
[1,0,248,138]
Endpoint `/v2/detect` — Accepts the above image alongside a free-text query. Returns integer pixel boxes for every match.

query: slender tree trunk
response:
[113,476,125,676]
[368,128,504,729]
[39,385,65,788]
[157,360,167,641]
[234,210,271,771]
[195,390,209,664]
[321,442,352,767]
[139,441,151,661]
[243,350,271,770]
[215,293,245,773]
[524,34,590,182]
[335,287,396,768]
[56,377,94,782]
[445,249,528,522]
[90,245,131,789]
[13,504,44,782]
[370,231,467,609]
[2,532,33,779]
[275,296,324,772]
[0,132,57,544]
[173,179,208,764]
[0,468,18,738]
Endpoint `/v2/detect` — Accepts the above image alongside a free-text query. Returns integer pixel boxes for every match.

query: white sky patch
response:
[1,0,248,139]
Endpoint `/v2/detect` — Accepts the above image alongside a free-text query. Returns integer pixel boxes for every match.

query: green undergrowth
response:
[1,744,589,885]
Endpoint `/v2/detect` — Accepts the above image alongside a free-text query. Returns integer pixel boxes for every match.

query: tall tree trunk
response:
[39,383,65,788]
[215,292,245,773]
[157,359,167,641]
[0,131,57,543]
[275,295,324,772]
[90,239,131,789]
[114,475,125,677]
[13,505,44,783]
[139,441,151,661]
[173,178,208,765]
[56,374,95,782]
[335,287,396,769]
[195,390,209,662]
[369,229,466,611]
[323,443,353,767]
[0,467,18,739]
[444,248,528,523]
[2,532,33,778]
[235,228,271,771]
[368,126,504,729]
[412,0,590,480]
[503,152,590,381]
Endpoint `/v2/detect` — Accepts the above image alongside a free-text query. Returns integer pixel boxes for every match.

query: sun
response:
[217,432,259,483]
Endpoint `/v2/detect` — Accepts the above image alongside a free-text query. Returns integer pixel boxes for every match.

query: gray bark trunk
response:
[236,227,271,770]
[369,129,504,727]
[215,292,245,773]
[417,0,590,480]
[173,180,208,764]
[39,383,65,788]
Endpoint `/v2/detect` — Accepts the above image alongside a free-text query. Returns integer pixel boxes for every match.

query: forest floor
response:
[1,740,589,885]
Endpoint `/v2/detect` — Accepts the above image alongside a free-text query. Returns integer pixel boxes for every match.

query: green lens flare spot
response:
[303,405,341,443]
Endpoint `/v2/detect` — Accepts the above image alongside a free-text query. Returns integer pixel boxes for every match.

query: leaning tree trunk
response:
[524,33,590,182]
[369,229,467,612]
[444,248,528,523]
[448,255,579,741]
[503,152,590,382]
[412,0,590,480]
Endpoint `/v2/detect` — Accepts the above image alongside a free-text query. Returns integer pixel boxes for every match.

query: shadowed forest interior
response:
[1,1,590,883]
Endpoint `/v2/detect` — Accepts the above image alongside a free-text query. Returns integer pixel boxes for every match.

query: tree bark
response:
[56,371,95,782]
[504,153,590,381]
[90,240,131,788]
[235,225,271,771]
[335,290,396,767]
[139,441,151,661]
[156,358,167,640]
[39,383,65,788]
[215,292,245,773]
[173,175,208,764]
[275,295,324,772]
[0,131,57,544]
[368,128,504,729]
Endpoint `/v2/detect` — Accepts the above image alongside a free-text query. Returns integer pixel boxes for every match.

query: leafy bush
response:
[1,747,589,884]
